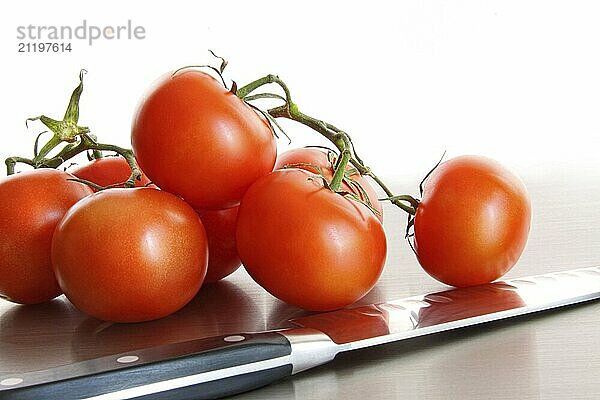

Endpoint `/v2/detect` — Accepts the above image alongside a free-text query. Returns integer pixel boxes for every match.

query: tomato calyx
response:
[171,52,288,144]
[5,71,142,188]
[293,146,383,216]
[282,160,382,218]
[171,50,233,92]
[390,153,449,243]
[27,69,90,144]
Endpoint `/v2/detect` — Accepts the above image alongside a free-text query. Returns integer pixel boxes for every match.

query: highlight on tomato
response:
[412,155,531,287]
[0,169,93,304]
[131,69,277,210]
[51,187,209,323]
[236,168,387,311]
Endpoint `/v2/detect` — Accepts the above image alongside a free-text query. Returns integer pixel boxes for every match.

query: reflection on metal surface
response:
[0,280,266,374]
[290,304,392,344]
[293,266,600,348]
[71,280,265,357]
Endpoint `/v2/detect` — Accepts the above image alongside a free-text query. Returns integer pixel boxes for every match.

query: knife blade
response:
[1,266,598,400]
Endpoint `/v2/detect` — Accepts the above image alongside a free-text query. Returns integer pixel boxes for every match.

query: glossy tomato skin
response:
[70,157,152,191]
[51,188,208,323]
[275,148,383,222]
[413,156,531,287]
[196,207,242,283]
[236,168,387,311]
[131,70,277,210]
[0,169,93,304]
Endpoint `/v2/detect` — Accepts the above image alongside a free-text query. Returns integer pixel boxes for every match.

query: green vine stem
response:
[5,70,142,188]
[237,75,419,215]
[6,133,142,187]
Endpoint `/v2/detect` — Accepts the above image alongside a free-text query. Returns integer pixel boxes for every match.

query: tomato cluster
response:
[0,66,532,323]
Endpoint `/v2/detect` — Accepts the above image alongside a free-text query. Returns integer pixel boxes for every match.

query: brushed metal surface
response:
[1,168,599,399]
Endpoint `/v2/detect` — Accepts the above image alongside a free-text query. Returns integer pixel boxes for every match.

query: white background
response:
[1,0,599,189]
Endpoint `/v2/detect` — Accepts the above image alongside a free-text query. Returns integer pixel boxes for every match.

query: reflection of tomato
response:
[72,280,262,358]
[0,298,84,371]
[0,169,92,304]
[293,304,391,344]
[70,156,152,191]
[131,70,277,209]
[51,188,208,322]
[414,156,531,287]
[417,283,526,328]
[197,207,241,283]
[275,148,383,222]
[236,168,387,311]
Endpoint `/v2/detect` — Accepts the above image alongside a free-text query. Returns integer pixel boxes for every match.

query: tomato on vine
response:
[51,188,208,322]
[412,155,531,287]
[131,69,277,210]
[236,168,387,311]
[2,59,534,319]
[0,169,93,304]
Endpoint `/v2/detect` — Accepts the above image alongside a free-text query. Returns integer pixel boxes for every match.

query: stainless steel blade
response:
[292,266,600,352]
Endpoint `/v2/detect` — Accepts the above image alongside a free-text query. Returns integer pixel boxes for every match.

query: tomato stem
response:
[329,135,352,192]
[237,75,419,215]
[5,134,142,187]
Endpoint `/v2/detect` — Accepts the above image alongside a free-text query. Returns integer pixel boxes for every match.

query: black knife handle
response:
[0,331,294,400]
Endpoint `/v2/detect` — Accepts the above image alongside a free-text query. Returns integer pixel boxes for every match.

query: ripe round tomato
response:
[275,147,383,222]
[236,168,387,311]
[70,156,152,191]
[413,155,531,287]
[51,188,208,322]
[196,207,241,283]
[0,169,93,304]
[131,70,277,210]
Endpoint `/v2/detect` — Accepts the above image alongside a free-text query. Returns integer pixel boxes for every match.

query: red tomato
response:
[131,70,277,210]
[0,169,93,304]
[51,188,208,322]
[236,168,387,311]
[196,207,241,283]
[413,155,531,287]
[70,156,152,191]
[275,148,383,222]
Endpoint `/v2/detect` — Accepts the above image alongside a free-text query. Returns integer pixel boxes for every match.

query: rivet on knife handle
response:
[0,330,335,400]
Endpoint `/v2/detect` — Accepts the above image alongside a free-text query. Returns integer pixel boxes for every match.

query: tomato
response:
[131,70,277,210]
[0,169,93,304]
[236,168,387,311]
[70,156,152,191]
[51,188,208,322]
[413,155,531,287]
[196,207,241,283]
[275,147,383,222]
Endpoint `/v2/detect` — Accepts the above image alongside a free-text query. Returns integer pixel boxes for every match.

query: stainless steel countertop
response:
[1,165,599,399]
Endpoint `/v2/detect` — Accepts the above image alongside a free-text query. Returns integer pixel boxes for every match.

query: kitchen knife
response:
[1,266,598,400]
